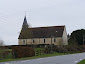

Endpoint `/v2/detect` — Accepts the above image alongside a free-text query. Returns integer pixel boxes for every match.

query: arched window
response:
[54,38,56,42]
[32,39,34,43]
[44,39,45,43]
[23,40,25,44]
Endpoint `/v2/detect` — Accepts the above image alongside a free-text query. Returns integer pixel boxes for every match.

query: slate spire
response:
[22,15,28,30]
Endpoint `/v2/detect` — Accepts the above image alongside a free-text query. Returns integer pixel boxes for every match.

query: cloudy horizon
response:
[0,0,85,45]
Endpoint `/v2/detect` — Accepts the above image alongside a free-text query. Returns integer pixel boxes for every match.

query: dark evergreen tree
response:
[68,29,85,45]
[67,34,70,40]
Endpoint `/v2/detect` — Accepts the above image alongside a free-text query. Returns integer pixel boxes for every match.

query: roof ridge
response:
[29,25,65,29]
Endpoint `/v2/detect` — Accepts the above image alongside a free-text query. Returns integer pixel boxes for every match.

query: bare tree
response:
[0,40,4,46]
[0,40,5,59]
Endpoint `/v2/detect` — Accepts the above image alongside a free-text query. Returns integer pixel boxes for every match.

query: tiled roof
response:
[18,26,65,39]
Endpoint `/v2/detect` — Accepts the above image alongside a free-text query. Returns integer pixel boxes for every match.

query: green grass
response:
[34,48,45,56]
[77,59,85,64]
[0,52,66,62]
[34,48,45,51]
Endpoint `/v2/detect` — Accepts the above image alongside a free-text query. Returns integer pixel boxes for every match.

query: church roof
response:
[18,26,65,39]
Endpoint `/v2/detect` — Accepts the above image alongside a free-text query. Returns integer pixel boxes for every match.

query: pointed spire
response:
[22,15,28,30]
[23,16,28,25]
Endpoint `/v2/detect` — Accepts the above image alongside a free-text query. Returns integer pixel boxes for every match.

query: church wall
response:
[62,26,68,45]
[18,37,63,45]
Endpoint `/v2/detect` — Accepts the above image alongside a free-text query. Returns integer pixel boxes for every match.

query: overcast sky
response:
[0,0,85,45]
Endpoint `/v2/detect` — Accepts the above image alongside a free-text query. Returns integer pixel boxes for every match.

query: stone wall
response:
[62,26,68,45]
[18,37,63,45]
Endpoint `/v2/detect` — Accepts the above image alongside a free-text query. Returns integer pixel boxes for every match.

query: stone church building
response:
[18,16,68,46]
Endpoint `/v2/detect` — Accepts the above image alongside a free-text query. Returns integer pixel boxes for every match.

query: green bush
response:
[0,46,12,60]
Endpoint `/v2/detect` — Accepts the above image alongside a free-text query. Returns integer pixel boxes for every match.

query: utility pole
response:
[31,39,32,48]
[51,34,52,53]
[26,39,27,45]
[83,34,85,45]
[50,31,57,53]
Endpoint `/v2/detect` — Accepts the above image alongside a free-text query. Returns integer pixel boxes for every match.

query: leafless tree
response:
[0,40,4,46]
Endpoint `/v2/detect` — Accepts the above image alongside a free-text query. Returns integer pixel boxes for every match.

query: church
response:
[18,16,68,46]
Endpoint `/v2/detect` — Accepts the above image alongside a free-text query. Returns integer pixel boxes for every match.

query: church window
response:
[54,38,56,42]
[33,39,34,43]
[23,40,25,44]
[44,39,45,43]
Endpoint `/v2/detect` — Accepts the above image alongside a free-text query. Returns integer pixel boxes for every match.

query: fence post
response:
[36,51,39,56]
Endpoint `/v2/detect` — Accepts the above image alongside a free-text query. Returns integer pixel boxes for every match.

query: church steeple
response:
[22,15,28,30]
[18,15,32,39]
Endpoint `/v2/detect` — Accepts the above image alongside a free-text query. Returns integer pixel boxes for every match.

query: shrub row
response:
[45,45,85,53]
[12,46,35,58]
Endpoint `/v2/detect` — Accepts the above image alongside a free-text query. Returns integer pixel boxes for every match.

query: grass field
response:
[77,59,85,64]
